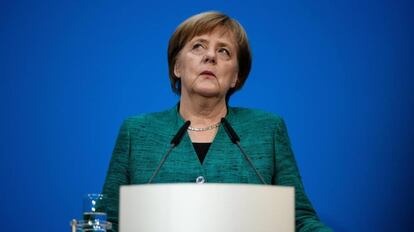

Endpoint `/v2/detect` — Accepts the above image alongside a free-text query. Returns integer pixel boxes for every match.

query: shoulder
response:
[227,107,290,145]
[121,108,175,130]
[229,106,284,125]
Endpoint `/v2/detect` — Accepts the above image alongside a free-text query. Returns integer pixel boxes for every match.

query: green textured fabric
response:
[101,105,332,232]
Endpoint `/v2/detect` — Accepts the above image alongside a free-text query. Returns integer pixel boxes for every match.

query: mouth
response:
[199,70,216,78]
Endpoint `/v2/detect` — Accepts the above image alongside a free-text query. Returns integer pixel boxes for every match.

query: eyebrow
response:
[191,38,233,49]
[192,38,208,44]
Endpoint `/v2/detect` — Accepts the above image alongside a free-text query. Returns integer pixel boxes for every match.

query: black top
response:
[192,143,212,164]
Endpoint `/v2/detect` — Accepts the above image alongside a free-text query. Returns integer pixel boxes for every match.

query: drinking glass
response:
[83,193,107,223]
[74,193,111,231]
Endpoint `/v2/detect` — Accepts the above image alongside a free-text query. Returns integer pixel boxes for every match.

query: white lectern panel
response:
[120,184,294,232]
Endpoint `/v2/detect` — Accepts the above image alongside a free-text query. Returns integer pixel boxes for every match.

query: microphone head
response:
[170,121,191,146]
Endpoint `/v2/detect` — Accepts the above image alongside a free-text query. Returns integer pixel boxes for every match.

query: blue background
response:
[0,0,413,231]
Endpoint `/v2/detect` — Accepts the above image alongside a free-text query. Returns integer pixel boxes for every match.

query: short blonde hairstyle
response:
[168,11,252,99]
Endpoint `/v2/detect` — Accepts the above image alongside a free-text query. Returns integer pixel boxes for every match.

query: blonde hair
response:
[167,11,252,99]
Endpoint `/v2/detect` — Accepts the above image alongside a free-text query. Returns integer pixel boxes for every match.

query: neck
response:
[179,94,227,128]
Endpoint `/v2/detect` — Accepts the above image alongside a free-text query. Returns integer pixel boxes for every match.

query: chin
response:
[198,92,220,98]
[194,88,221,98]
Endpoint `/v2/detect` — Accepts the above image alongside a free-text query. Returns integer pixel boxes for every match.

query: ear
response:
[230,73,238,88]
[174,62,181,78]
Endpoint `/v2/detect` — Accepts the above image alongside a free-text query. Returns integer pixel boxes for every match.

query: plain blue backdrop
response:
[0,0,413,231]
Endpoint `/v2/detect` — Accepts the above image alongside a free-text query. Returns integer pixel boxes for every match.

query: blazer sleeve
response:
[273,118,333,232]
[101,120,131,232]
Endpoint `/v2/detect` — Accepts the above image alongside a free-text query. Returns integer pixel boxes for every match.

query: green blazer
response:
[102,105,332,232]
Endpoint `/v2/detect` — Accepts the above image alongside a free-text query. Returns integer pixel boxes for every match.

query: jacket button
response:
[196,176,205,184]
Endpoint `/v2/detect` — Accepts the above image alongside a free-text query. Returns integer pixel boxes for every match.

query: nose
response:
[202,49,216,64]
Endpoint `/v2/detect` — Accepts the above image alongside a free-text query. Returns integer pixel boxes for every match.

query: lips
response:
[200,70,216,77]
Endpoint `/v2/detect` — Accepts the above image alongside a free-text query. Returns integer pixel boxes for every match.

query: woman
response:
[102,11,332,232]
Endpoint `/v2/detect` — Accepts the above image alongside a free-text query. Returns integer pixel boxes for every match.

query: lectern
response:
[120,184,294,232]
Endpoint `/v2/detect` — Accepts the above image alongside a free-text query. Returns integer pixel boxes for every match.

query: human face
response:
[174,27,239,99]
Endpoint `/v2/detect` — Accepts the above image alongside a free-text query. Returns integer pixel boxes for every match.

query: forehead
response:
[188,27,237,46]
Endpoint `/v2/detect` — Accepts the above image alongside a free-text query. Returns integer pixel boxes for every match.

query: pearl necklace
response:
[187,122,221,132]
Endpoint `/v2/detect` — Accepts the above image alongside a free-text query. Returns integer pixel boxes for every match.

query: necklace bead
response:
[187,122,221,132]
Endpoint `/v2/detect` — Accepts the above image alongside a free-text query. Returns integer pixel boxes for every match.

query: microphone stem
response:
[147,144,175,184]
[235,141,267,185]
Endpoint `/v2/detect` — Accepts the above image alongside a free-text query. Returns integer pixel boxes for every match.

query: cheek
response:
[179,55,199,75]
[220,60,236,73]
[226,63,239,79]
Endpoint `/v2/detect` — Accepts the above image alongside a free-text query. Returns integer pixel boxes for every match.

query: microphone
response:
[171,121,191,146]
[221,118,267,185]
[147,121,191,184]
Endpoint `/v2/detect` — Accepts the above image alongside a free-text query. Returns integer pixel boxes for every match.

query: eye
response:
[192,43,204,50]
[218,47,231,56]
